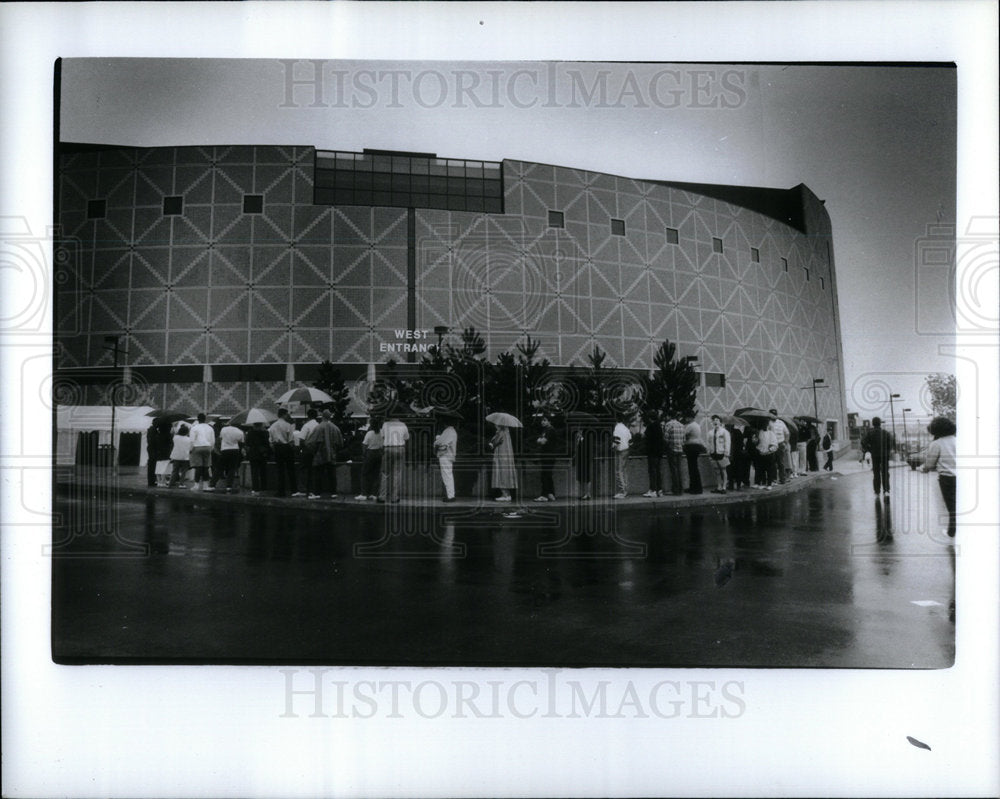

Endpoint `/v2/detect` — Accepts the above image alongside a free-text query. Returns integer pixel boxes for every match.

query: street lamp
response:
[433,325,450,351]
[799,377,828,421]
[103,334,128,468]
[887,392,901,456]
[902,408,911,455]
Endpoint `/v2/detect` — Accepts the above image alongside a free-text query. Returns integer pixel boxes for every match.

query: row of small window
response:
[316,151,502,179]
[547,211,825,288]
[315,170,503,197]
[86,195,265,219]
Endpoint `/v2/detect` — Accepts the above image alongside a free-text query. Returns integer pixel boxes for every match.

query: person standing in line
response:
[572,428,594,500]
[208,417,224,490]
[145,422,160,487]
[682,414,706,495]
[188,413,216,492]
[534,416,559,502]
[487,422,517,502]
[168,424,191,488]
[151,420,174,487]
[756,421,778,489]
[769,410,790,484]
[356,418,383,501]
[378,412,409,503]
[642,411,664,498]
[821,428,835,471]
[862,416,894,496]
[268,408,298,498]
[245,421,271,496]
[806,425,820,472]
[920,416,957,538]
[612,416,632,499]
[726,422,746,490]
[218,418,245,494]
[297,408,320,499]
[308,409,343,499]
[662,412,686,496]
[433,418,458,503]
[708,414,731,494]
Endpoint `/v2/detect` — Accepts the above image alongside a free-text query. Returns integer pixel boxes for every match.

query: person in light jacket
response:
[433,419,458,502]
[708,414,731,494]
[920,416,957,538]
[487,422,517,502]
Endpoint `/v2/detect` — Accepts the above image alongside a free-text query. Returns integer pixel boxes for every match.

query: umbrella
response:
[794,415,821,425]
[718,415,747,427]
[229,408,278,427]
[733,408,772,421]
[145,409,192,424]
[276,387,333,405]
[486,412,523,428]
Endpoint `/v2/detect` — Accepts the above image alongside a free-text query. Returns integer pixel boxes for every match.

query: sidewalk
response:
[55,459,900,514]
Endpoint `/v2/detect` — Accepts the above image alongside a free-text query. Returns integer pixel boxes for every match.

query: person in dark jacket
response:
[147,420,173,487]
[534,416,560,502]
[726,423,746,490]
[572,427,594,500]
[862,417,894,496]
[642,411,665,497]
[806,425,820,472]
[245,421,272,495]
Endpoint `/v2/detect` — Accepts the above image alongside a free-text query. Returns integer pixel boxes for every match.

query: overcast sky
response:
[60,58,957,419]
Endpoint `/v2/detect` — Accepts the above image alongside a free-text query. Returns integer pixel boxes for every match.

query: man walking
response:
[862,417,894,496]
[268,408,298,498]
[188,413,216,492]
[663,412,686,495]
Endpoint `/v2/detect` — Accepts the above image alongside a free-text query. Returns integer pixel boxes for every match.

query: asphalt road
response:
[51,465,955,668]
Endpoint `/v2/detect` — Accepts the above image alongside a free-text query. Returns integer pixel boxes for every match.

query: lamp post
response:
[103,334,128,468]
[798,377,828,421]
[902,408,911,456]
[684,355,700,412]
[887,392,901,457]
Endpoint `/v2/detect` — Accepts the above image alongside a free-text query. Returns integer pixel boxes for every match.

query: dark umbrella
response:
[794,415,821,425]
[145,409,192,424]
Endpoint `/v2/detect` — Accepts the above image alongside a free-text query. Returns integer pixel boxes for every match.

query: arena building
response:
[55,143,848,438]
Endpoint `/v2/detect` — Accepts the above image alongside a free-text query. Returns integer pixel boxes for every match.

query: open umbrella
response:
[718,414,747,427]
[733,408,771,421]
[145,409,192,424]
[229,408,278,427]
[794,415,821,425]
[486,412,523,428]
[276,386,333,405]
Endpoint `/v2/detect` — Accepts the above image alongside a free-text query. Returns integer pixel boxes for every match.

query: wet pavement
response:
[51,463,955,668]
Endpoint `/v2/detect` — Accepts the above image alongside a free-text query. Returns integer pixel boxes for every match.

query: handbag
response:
[154,459,170,476]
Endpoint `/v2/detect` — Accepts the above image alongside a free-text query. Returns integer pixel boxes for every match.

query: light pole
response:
[887,392,901,457]
[103,334,128,468]
[902,408,911,456]
[799,377,828,421]
[684,355,700,412]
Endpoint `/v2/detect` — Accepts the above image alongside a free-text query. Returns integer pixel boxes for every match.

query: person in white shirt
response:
[356,419,383,501]
[168,424,191,488]
[188,413,216,491]
[612,418,632,499]
[379,414,409,503]
[297,408,320,498]
[756,422,778,489]
[920,416,957,538]
[769,410,790,484]
[433,420,458,502]
[708,415,732,494]
[218,420,246,493]
[268,409,299,497]
[683,415,707,495]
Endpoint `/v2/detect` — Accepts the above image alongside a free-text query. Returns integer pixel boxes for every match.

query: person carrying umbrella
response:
[486,412,520,502]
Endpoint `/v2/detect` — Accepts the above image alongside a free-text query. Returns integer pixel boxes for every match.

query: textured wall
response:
[56,146,845,425]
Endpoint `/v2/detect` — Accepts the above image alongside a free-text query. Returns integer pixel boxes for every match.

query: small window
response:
[611,218,625,236]
[243,194,264,214]
[705,372,726,388]
[712,237,723,254]
[548,210,564,228]
[87,199,106,219]
[803,267,810,282]
[666,227,679,244]
[163,196,183,216]
[751,247,760,263]
[781,257,789,272]
[820,276,826,290]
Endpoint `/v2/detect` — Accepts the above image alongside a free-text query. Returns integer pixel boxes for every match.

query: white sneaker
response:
[614,492,627,499]
[354,494,367,501]
[190,484,200,491]
[367,495,377,501]
[534,495,548,502]
[291,492,306,497]
[308,493,320,499]
[329,494,338,499]
[496,496,511,502]
[547,494,556,502]
[642,490,656,498]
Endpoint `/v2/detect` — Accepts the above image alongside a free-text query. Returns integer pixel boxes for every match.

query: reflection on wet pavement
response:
[52,468,955,668]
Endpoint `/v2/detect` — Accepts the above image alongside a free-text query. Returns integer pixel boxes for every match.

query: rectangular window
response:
[548,210,564,228]
[704,372,726,388]
[243,194,263,214]
[611,218,625,236]
[803,267,811,282]
[712,237,723,254]
[163,196,183,216]
[666,227,679,244]
[820,276,826,290]
[751,247,760,263]
[781,257,789,272]
[87,198,106,219]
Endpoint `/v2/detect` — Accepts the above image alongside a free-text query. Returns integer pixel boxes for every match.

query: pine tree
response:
[641,339,699,421]
[313,360,352,429]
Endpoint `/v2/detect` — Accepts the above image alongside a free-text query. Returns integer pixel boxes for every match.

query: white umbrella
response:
[276,387,333,405]
[229,408,278,427]
[486,412,523,428]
